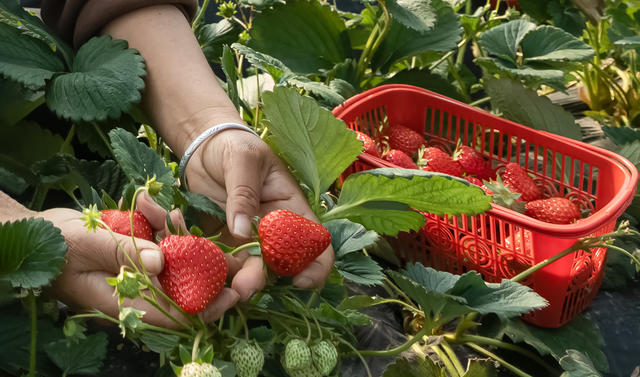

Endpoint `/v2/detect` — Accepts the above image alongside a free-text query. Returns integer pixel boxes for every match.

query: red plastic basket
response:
[333,84,638,328]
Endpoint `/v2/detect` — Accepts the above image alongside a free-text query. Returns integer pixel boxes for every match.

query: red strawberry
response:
[355,131,380,158]
[387,125,425,156]
[101,209,153,241]
[158,235,228,314]
[383,149,418,169]
[502,163,543,202]
[419,147,463,177]
[258,210,331,276]
[454,145,496,181]
[524,197,581,224]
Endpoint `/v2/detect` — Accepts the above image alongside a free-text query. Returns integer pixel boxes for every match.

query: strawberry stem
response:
[431,343,461,377]
[234,306,250,340]
[229,241,260,256]
[354,326,429,357]
[192,329,204,362]
[335,337,373,377]
[465,343,533,377]
[129,187,151,281]
[440,341,465,376]
[141,293,192,331]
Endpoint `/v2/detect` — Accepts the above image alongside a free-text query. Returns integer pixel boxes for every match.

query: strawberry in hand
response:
[101,209,154,241]
[258,210,332,276]
[158,235,228,314]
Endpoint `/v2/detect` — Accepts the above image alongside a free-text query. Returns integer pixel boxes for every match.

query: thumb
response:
[83,228,165,276]
[223,144,264,240]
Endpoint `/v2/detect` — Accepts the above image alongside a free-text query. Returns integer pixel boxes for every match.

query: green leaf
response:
[109,128,175,209]
[0,78,44,127]
[313,302,372,327]
[475,56,567,90]
[478,19,537,64]
[287,77,345,108]
[559,350,601,377]
[181,191,226,221]
[0,166,28,195]
[248,0,351,74]
[337,295,378,311]
[324,168,490,236]
[601,125,640,145]
[232,43,294,83]
[614,35,640,47]
[0,0,73,66]
[197,19,242,63]
[335,252,384,286]
[463,360,498,377]
[381,69,464,101]
[517,0,551,22]
[0,121,66,182]
[46,36,146,122]
[118,307,146,337]
[44,333,107,376]
[485,78,582,140]
[503,317,609,373]
[521,26,594,63]
[382,357,445,377]
[373,0,461,72]
[0,218,67,289]
[140,332,180,354]
[262,86,363,200]
[387,0,436,32]
[460,279,548,318]
[323,219,379,258]
[0,23,65,89]
[221,44,241,111]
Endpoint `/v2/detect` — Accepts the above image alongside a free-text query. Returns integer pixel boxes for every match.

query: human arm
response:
[101,5,334,296]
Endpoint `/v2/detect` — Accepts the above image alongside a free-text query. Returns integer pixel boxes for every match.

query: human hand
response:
[184,129,335,300]
[43,193,239,328]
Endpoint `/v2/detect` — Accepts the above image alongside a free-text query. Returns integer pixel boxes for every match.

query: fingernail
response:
[232,214,252,239]
[294,276,313,289]
[140,249,163,273]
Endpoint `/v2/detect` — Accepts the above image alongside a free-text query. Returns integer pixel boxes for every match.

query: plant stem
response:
[229,241,261,256]
[191,0,210,30]
[448,56,471,102]
[336,338,373,377]
[27,292,37,377]
[235,306,250,340]
[470,96,491,107]
[30,184,49,211]
[383,278,414,305]
[92,122,113,155]
[60,123,76,153]
[370,298,422,314]
[510,245,580,283]
[605,244,640,269]
[465,343,533,377]
[141,294,193,331]
[356,326,429,357]
[450,334,558,375]
[192,329,204,361]
[441,340,465,376]
[130,187,150,278]
[431,344,460,377]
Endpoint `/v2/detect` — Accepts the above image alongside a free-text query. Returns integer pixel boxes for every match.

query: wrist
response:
[173,106,245,158]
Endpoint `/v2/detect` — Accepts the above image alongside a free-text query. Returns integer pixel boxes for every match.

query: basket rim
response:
[335,84,639,238]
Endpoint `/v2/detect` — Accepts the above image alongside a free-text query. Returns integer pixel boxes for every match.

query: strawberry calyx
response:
[483,176,526,213]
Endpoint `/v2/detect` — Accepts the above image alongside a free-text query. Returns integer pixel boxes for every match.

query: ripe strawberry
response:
[524,197,581,224]
[310,340,338,376]
[179,362,222,377]
[101,209,153,241]
[258,210,331,276]
[419,147,463,177]
[283,339,312,372]
[158,235,228,314]
[502,163,543,202]
[453,145,496,180]
[382,149,418,169]
[231,339,264,377]
[355,131,380,157]
[387,125,425,156]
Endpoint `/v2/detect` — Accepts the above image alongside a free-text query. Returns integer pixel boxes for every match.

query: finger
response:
[202,288,240,322]
[231,255,266,301]
[292,246,335,289]
[136,192,167,231]
[77,228,164,276]
[221,133,266,240]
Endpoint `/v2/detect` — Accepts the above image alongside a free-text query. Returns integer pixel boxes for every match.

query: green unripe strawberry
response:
[310,340,338,376]
[230,339,264,377]
[179,362,221,377]
[283,339,312,371]
[280,354,322,377]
